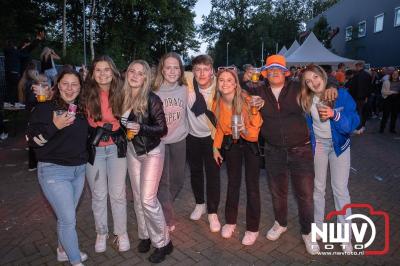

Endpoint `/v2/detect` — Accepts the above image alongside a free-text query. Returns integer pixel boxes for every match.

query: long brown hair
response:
[52,68,85,115]
[122,60,152,118]
[214,68,249,121]
[82,55,123,121]
[298,64,328,113]
[153,52,186,90]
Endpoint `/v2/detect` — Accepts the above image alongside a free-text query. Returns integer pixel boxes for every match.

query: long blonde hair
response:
[153,52,186,90]
[298,64,328,113]
[122,60,152,118]
[214,69,249,120]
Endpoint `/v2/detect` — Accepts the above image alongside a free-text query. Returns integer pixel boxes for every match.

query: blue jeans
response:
[86,144,128,235]
[38,162,85,264]
[313,138,352,235]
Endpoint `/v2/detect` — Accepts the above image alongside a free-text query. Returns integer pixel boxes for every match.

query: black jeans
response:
[187,134,220,213]
[264,142,314,235]
[380,94,399,132]
[224,141,260,232]
[355,99,368,129]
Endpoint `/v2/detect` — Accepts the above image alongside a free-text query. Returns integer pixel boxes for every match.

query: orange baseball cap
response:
[261,54,289,77]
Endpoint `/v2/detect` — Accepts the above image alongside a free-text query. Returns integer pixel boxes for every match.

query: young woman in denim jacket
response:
[298,64,360,253]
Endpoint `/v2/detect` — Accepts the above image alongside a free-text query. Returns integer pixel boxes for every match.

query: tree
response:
[312,16,331,48]
[62,0,67,57]
[89,0,96,61]
[1,0,199,68]
[201,0,273,67]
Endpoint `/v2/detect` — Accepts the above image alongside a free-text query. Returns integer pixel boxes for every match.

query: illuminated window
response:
[374,13,384,33]
[345,26,353,41]
[395,7,400,27]
[358,21,366,37]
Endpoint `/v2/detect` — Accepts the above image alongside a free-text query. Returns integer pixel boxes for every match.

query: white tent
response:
[286,32,356,66]
[284,40,300,57]
[278,46,287,55]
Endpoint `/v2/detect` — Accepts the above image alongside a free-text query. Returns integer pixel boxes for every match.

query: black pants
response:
[5,72,20,104]
[28,147,37,169]
[187,134,220,213]
[264,142,314,235]
[355,99,368,129]
[380,94,399,132]
[225,141,260,232]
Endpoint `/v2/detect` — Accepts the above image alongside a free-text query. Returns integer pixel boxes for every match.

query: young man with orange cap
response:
[252,55,337,255]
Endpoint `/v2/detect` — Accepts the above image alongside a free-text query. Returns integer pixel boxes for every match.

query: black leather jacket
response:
[126,92,168,155]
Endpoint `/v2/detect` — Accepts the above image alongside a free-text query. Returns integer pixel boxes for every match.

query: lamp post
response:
[261,40,264,67]
[226,42,230,66]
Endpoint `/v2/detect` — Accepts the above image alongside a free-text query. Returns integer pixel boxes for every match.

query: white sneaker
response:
[115,232,130,252]
[266,221,287,241]
[57,248,88,262]
[190,203,206,220]
[342,242,353,253]
[241,231,259,246]
[208,214,221,232]
[95,234,108,253]
[0,132,8,140]
[302,233,320,255]
[359,126,366,134]
[221,224,236,238]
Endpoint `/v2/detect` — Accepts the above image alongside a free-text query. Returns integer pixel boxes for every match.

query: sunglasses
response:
[217,66,237,73]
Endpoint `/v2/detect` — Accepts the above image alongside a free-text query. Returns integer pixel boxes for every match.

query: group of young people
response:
[27,52,360,265]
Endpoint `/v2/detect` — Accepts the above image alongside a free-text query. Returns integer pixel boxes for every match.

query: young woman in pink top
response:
[82,55,130,253]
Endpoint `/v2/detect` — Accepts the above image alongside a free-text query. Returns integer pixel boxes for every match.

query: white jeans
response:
[127,142,170,248]
[313,138,352,236]
[86,144,128,236]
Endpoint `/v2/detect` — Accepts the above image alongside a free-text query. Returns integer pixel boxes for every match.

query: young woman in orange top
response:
[212,67,263,246]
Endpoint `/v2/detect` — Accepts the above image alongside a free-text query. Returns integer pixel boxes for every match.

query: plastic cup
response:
[250,96,258,115]
[231,114,242,142]
[36,84,47,102]
[251,68,261,83]
[126,122,136,140]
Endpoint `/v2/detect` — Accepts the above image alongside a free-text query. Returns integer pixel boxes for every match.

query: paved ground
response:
[0,115,399,265]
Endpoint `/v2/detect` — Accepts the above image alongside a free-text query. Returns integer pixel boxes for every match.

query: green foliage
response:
[1,0,199,68]
[312,16,331,48]
[201,0,311,68]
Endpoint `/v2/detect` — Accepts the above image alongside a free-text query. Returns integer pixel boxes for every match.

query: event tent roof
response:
[284,40,300,57]
[286,32,356,66]
[278,46,287,55]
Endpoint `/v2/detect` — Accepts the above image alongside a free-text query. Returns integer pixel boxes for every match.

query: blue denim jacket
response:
[306,88,360,156]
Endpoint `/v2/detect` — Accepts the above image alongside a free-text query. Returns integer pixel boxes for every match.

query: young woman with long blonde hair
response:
[212,67,262,246]
[121,59,173,263]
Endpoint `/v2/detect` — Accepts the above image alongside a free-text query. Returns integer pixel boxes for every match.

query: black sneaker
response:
[137,239,151,253]
[148,241,173,263]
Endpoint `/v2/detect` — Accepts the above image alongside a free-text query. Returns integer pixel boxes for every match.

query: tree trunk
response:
[62,0,67,57]
[89,0,96,61]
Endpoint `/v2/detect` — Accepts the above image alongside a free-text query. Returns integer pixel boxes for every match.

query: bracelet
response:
[212,147,219,153]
